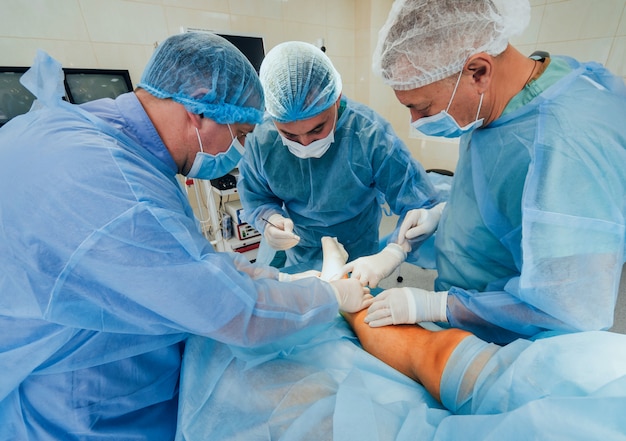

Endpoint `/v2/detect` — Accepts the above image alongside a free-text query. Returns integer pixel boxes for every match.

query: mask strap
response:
[227,124,235,140]
[195,128,204,153]
[446,70,464,113]
[475,93,484,121]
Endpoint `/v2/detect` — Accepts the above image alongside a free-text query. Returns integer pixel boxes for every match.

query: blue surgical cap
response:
[260,41,342,123]
[138,32,264,125]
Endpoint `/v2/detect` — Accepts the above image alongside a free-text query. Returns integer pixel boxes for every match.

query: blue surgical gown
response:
[437,56,626,343]
[238,96,440,267]
[0,52,339,440]
[176,317,626,440]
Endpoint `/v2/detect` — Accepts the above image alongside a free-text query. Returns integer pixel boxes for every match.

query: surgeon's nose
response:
[409,109,422,123]
[297,135,319,146]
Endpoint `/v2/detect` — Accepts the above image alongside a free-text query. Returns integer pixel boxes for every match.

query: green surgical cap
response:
[373,0,531,90]
[260,41,342,122]
[139,32,264,124]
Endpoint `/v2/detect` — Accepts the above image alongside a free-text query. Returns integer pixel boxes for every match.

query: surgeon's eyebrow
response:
[405,100,430,110]
[405,101,433,117]
[280,121,327,138]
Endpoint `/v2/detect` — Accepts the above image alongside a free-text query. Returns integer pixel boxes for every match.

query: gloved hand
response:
[365,287,448,327]
[278,270,321,282]
[397,202,446,248]
[339,243,406,288]
[263,214,300,250]
[329,278,373,313]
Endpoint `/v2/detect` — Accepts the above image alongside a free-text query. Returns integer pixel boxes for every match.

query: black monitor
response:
[0,67,36,127]
[63,68,133,104]
[216,33,265,74]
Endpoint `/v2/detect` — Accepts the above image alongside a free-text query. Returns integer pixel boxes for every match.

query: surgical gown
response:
[238,96,440,267]
[437,56,626,343]
[0,53,340,440]
[176,317,626,440]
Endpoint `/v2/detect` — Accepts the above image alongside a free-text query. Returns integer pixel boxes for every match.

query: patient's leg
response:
[343,309,471,402]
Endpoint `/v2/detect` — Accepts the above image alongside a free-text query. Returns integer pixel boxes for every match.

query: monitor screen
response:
[63,68,133,104]
[0,67,36,127]
[216,33,265,74]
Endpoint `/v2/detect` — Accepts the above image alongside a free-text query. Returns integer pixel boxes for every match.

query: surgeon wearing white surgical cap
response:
[363,0,626,344]
[238,40,442,280]
[0,32,373,440]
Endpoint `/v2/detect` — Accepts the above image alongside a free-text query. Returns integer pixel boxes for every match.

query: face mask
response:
[186,125,244,180]
[411,71,484,139]
[279,106,337,159]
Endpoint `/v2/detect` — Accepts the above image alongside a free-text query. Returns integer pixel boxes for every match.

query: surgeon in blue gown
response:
[237,41,443,277]
[350,0,626,344]
[0,32,372,440]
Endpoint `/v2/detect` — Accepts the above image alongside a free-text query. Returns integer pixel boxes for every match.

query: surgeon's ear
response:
[464,53,492,94]
[187,111,204,129]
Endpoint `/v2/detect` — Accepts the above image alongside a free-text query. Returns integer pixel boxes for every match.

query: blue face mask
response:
[411,71,484,139]
[186,125,244,180]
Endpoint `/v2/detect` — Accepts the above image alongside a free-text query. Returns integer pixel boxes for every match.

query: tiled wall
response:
[0,0,359,101]
[2,0,625,170]
[520,0,626,76]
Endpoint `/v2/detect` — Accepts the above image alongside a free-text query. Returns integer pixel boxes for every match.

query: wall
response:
[2,0,626,171]
[0,0,358,98]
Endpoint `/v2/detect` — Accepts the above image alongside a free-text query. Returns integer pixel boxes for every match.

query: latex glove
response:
[263,214,300,250]
[329,278,373,313]
[365,287,448,327]
[278,270,321,282]
[339,243,406,288]
[398,202,446,248]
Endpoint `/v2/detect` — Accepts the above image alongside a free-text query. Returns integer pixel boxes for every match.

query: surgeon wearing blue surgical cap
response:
[361,0,626,344]
[0,32,372,439]
[238,40,442,282]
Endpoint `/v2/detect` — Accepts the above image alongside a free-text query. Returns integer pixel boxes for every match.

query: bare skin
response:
[342,310,471,402]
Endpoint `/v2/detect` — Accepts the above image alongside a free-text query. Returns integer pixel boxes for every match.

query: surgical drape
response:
[176,317,626,440]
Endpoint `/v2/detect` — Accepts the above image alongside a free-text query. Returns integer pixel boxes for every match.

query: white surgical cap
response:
[373,0,531,90]
[260,41,342,122]
[138,32,264,125]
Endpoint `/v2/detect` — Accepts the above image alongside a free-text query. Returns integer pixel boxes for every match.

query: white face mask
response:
[279,106,337,159]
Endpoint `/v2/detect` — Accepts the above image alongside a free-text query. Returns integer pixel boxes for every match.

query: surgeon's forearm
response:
[230,251,280,280]
[343,309,471,402]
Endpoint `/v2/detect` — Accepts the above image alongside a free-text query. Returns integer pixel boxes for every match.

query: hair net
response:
[260,41,342,122]
[373,0,531,90]
[138,32,264,124]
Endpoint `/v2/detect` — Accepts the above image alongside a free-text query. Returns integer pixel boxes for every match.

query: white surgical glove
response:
[278,270,321,282]
[263,214,301,250]
[328,278,373,313]
[365,287,448,327]
[398,202,446,247]
[339,243,406,288]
